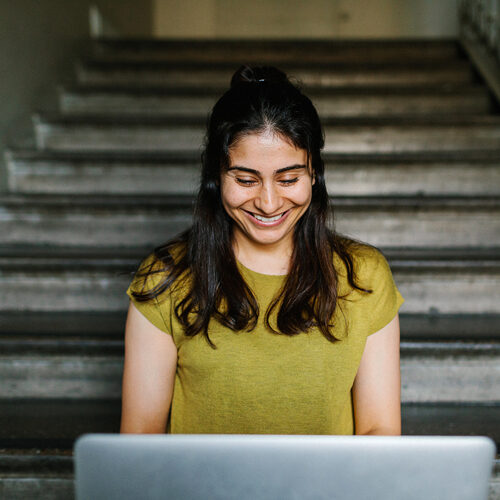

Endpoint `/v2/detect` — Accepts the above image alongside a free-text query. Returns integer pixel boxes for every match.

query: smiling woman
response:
[221,131,314,273]
[121,65,404,437]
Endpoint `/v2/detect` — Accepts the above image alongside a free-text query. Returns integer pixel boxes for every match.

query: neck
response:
[232,231,293,275]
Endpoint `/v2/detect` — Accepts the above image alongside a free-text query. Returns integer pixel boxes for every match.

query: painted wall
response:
[0,0,152,193]
[153,0,459,39]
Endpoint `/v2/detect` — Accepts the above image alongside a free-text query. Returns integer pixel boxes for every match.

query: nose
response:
[254,182,282,214]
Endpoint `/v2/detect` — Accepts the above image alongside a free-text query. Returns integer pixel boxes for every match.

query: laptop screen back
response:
[74,434,495,500]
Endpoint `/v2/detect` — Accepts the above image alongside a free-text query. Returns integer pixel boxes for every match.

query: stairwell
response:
[0,39,499,499]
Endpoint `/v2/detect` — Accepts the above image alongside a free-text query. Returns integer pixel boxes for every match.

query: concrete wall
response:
[153,0,459,39]
[0,0,152,193]
[92,1,153,38]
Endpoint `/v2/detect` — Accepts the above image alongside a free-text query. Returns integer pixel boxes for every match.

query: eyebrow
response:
[226,164,307,175]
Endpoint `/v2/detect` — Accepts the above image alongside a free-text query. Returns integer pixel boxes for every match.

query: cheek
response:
[291,184,313,206]
[220,183,248,210]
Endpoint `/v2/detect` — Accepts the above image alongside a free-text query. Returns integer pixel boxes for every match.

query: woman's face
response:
[220,130,315,253]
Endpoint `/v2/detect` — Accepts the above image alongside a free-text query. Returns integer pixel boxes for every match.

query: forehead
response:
[228,131,307,168]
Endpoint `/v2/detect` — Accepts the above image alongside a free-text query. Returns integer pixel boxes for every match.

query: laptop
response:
[74,434,495,500]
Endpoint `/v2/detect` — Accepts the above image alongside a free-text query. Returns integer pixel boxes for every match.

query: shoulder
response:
[334,240,390,289]
[129,252,166,294]
[128,241,188,298]
[351,243,392,284]
[335,241,404,335]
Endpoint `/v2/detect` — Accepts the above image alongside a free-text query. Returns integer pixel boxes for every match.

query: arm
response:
[120,301,178,433]
[352,313,401,435]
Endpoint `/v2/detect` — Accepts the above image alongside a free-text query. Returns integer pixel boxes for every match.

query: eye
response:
[236,178,258,186]
[279,178,299,185]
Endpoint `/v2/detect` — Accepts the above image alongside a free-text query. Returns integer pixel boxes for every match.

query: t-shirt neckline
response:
[236,259,288,281]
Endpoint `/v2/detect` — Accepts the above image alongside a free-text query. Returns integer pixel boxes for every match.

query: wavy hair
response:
[129,65,371,348]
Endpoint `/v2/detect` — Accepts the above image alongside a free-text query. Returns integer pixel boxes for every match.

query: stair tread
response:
[9,148,500,163]
[60,83,490,97]
[81,57,471,68]
[34,112,500,126]
[0,400,498,453]
[92,37,460,48]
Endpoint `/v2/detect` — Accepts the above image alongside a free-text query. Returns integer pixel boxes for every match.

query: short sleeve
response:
[125,253,172,336]
[358,248,405,336]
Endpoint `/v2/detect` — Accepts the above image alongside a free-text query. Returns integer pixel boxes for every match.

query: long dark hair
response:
[129,65,371,348]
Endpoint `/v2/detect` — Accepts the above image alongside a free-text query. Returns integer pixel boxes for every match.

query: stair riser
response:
[76,66,474,88]
[59,92,492,117]
[35,123,500,153]
[0,478,74,500]
[0,354,497,402]
[0,268,497,314]
[1,475,498,500]
[92,43,461,64]
[0,207,498,248]
[8,159,500,196]
[402,356,500,402]
[0,473,497,500]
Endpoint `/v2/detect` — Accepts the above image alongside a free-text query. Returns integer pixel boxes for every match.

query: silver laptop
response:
[74,434,495,500]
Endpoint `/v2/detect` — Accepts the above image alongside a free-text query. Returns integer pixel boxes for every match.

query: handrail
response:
[459,0,500,62]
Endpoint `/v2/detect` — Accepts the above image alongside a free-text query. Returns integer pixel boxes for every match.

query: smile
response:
[244,209,290,227]
[254,212,284,222]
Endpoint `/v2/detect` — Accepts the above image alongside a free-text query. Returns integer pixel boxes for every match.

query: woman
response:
[121,65,404,436]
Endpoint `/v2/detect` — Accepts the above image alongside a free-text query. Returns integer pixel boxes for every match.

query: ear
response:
[312,171,316,186]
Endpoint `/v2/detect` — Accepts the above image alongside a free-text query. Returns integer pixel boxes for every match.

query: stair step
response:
[0,246,498,314]
[59,85,493,117]
[0,448,74,500]
[1,310,498,341]
[90,38,464,64]
[76,60,476,88]
[0,400,499,447]
[0,340,498,400]
[34,114,500,153]
[7,149,500,196]
[0,193,498,248]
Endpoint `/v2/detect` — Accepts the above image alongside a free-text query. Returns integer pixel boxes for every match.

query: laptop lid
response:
[74,434,495,500]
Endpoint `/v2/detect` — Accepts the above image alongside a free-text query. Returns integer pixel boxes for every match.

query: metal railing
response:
[459,0,500,62]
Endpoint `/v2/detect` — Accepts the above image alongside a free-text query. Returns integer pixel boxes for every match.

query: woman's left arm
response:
[352,313,401,435]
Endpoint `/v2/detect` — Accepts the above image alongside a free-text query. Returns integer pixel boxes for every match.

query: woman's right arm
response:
[120,301,178,433]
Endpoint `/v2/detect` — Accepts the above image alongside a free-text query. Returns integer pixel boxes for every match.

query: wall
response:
[154,0,459,39]
[0,0,152,193]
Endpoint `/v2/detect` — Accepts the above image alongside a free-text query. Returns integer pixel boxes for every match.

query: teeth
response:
[253,212,284,223]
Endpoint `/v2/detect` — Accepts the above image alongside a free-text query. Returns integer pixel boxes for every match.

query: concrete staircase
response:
[1,39,499,499]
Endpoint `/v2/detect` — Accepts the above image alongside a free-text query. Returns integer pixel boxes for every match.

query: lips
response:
[244,209,290,227]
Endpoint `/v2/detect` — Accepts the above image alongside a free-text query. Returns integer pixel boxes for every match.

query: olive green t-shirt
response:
[125,245,404,435]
